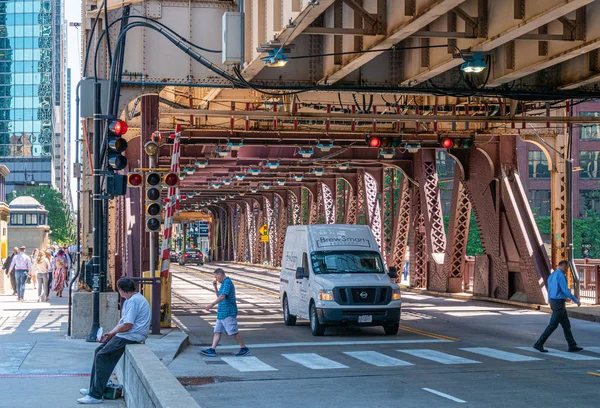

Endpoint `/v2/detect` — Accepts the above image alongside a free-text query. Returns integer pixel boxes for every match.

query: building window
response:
[580,112,600,140]
[528,151,550,178]
[579,190,600,217]
[10,213,24,225]
[25,213,38,225]
[528,190,551,217]
[579,151,600,179]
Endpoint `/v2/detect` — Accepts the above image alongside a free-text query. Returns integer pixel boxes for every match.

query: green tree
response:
[14,186,75,245]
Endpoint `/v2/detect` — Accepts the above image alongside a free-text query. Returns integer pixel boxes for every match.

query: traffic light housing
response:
[366,135,381,148]
[439,135,474,150]
[127,172,143,187]
[163,172,179,188]
[106,119,128,170]
[145,172,162,232]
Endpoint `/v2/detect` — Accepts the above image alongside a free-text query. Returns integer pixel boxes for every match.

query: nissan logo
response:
[360,291,368,299]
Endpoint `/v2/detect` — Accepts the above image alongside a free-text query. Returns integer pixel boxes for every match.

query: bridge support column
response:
[391,174,411,270]
[416,150,447,292]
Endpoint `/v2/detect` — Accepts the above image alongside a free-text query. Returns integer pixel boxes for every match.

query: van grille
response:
[333,287,391,305]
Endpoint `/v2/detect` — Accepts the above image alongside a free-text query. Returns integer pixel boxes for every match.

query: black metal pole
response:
[87,81,102,342]
[68,81,82,337]
[566,99,580,298]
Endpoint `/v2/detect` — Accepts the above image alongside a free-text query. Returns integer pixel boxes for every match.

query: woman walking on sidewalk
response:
[33,251,51,302]
[45,250,53,299]
[30,249,39,289]
[53,249,68,297]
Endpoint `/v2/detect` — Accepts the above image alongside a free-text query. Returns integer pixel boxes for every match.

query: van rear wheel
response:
[283,296,296,326]
[309,303,325,336]
[383,323,399,335]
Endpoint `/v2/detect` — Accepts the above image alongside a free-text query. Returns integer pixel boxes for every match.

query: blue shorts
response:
[214,316,239,335]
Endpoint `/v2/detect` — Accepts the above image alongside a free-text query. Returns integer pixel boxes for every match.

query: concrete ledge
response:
[116,344,200,408]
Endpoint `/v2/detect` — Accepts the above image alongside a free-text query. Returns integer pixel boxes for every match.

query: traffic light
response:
[106,119,128,170]
[163,172,179,188]
[439,135,474,149]
[366,135,381,148]
[145,172,162,232]
[127,172,143,187]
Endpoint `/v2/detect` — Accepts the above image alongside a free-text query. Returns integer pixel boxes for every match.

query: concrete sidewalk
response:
[0,283,125,407]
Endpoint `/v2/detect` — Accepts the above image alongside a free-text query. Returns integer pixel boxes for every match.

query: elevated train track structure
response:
[81,0,600,304]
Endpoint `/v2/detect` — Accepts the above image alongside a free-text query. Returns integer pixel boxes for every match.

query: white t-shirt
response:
[116,293,151,343]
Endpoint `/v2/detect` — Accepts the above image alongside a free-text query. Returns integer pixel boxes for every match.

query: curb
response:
[539,305,600,323]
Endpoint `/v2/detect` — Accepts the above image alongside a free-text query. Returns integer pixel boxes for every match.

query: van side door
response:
[294,252,310,318]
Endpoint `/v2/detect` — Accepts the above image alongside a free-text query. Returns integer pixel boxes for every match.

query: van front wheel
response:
[383,323,399,335]
[309,303,326,336]
[283,296,297,326]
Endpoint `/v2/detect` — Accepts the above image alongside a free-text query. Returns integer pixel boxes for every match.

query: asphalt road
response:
[168,263,600,408]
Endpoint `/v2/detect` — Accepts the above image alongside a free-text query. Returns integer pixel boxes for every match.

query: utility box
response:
[79,78,110,118]
[222,12,242,65]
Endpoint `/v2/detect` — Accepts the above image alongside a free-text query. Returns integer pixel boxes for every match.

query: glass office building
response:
[0,0,63,197]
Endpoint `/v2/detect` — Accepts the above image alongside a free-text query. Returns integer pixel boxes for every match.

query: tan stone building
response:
[7,196,50,252]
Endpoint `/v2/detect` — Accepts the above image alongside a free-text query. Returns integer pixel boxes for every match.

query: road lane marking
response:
[588,372,600,377]
[220,357,278,372]
[282,353,348,370]
[516,347,600,361]
[178,267,280,296]
[217,339,451,349]
[422,388,466,403]
[583,347,600,354]
[400,325,459,341]
[344,351,414,367]
[460,347,542,362]
[398,349,481,365]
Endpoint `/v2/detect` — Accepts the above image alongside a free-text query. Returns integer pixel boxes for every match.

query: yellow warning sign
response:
[259,224,268,236]
[260,235,269,243]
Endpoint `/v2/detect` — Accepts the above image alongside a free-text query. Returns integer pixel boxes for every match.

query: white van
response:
[280,225,401,336]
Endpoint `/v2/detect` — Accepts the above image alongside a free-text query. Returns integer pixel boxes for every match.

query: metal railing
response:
[574,259,600,304]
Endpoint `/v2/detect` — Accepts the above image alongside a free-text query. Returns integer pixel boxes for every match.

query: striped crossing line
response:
[213,346,600,373]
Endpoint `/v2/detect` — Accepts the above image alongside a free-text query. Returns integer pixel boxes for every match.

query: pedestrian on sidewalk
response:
[201,268,250,357]
[34,250,51,302]
[534,260,583,353]
[8,246,32,302]
[3,247,18,296]
[77,277,151,404]
[52,249,68,297]
[30,249,39,289]
[45,250,53,299]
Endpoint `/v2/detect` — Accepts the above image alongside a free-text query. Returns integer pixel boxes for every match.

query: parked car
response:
[170,251,179,262]
[179,250,204,266]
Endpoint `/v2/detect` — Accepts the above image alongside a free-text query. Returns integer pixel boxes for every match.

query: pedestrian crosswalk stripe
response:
[516,347,600,361]
[583,347,600,355]
[398,349,480,364]
[282,353,349,369]
[460,347,542,362]
[344,351,414,367]
[221,356,278,372]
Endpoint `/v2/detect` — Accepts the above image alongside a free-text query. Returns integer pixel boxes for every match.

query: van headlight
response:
[392,289,401,301]
[319,290,334,301]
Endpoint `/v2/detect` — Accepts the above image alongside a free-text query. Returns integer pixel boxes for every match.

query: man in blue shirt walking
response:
[201,268,250,357]
[534,260,583,353]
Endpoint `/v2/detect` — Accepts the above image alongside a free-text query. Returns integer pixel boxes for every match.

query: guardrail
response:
[574,259,600,304]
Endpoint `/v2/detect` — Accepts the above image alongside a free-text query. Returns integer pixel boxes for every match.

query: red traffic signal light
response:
[441,137,453,149]
[128,173,143,187]
[108,119,128,135]
[163,173,179,187]
[366,135,381,148]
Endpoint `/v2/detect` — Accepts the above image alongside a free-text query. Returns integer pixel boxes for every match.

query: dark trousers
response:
[8,270,16,293]
[89,336,136,399]
[535,299,577,349]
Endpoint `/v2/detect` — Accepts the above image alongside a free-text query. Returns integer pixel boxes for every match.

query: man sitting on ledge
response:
[78,277,151,404]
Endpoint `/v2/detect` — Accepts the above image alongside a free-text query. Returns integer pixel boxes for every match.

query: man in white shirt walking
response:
[9,246,32,302]
[77,277,151,404]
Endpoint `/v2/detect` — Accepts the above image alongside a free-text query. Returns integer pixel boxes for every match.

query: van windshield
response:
[310,251,385,274]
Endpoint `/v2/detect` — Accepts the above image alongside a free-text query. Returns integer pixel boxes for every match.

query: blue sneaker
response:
[200,348,217,357]
[236,347,251,356]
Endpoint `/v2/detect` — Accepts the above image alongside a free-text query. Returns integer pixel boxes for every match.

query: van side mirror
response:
[296,267,306,280]
[388,266,398,279]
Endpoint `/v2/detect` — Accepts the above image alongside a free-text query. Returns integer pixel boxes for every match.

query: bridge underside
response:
[80,0,600,303]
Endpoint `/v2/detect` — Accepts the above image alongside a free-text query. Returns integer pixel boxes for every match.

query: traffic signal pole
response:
[148,152,161,335]
[87,81,102,342]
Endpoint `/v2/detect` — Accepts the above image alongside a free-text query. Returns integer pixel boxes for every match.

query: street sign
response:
[260,235,269,243]
[258,224,268,236]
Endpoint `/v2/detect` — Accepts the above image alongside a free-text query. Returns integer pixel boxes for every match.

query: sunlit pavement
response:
[0,283,124,407]
[169,263,600,408]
